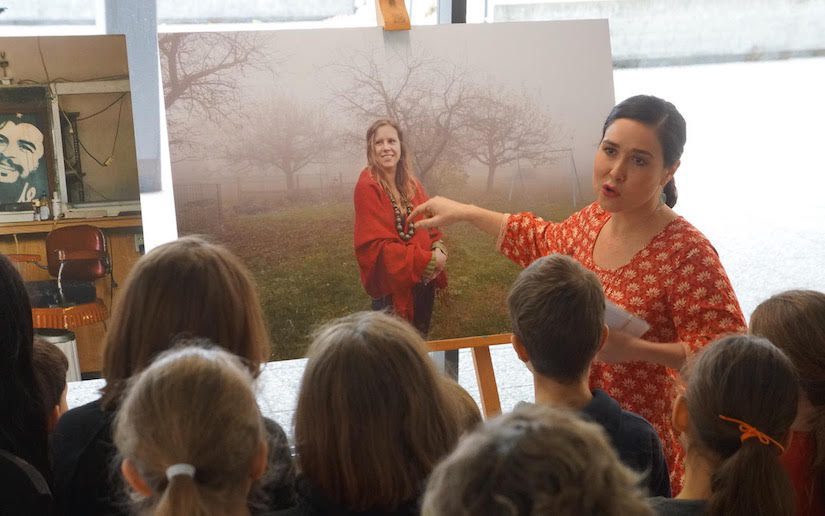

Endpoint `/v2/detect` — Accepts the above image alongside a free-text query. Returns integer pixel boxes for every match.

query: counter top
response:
[0,215,142,235]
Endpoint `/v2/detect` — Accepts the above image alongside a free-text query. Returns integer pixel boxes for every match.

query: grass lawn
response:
[201,195,574,360]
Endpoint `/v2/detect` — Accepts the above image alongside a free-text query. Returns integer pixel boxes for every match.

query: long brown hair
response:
[294,311,460,511]
[682,335,798,516]
[750,289,825,510]
[101,236,270,409]
[422,404,653,515]
[113,344,265,516]
[366,119,416,199]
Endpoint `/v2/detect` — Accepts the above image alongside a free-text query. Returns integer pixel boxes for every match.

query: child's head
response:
[441,378,483,434]
[31,337,69,431]
[102,235,270,409]
[421,403,652,516]
[750,290,825,505]
[114,344,267,516]
[507,254,606,382]
[750,290,825,412]
[675,335,798,516]
[294,311,460,512]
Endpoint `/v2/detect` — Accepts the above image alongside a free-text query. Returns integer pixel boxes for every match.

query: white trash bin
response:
[35,329,82,382]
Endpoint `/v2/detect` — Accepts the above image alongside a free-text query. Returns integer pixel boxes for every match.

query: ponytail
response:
[155,475,209,516]
[681,336,798,516]
[113,345,266,516]
[707,442,794,516]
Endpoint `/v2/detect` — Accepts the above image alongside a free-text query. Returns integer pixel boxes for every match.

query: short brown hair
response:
[101,236,270,409]
[422,403,653,515]
[114,344,265,516]
[32,337,69,410]
[294,311,460,511]
[507,254,605,382]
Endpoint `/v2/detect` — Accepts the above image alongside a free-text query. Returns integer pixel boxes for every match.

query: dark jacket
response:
[0,449,54,515]
[582,389,671,497]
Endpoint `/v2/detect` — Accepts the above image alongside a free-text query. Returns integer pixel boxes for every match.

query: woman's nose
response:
[609,161,627,182]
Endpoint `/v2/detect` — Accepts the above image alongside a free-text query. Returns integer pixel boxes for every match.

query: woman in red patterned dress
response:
[354,119,447,336]
[410,96,746,491]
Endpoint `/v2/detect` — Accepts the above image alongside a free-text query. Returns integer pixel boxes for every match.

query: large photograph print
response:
[163,21,615,359]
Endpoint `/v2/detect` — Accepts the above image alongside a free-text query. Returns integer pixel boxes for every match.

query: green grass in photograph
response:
[204,194,577,361]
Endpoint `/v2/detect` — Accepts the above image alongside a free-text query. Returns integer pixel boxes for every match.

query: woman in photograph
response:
[410,95,747,491]
[353,119,447,335]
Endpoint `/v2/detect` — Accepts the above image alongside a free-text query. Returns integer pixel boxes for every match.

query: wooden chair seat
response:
[31,300,108,330]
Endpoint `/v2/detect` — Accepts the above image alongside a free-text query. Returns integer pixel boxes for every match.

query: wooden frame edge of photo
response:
[427,333,511,418]
[376,0,411,31]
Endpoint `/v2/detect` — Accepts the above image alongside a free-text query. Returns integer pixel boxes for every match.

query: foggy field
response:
[201,194,572,360]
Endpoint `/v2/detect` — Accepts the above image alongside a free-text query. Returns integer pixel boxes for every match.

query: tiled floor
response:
[67,344,535,439]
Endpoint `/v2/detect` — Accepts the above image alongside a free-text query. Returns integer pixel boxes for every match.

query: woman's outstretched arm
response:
[410,196,508,236]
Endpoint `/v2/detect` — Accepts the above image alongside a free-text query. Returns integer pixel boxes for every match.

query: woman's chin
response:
[597,196,622,213]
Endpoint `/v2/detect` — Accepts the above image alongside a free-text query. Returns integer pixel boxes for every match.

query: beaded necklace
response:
[391,194,415,241]
[377,175,416,241]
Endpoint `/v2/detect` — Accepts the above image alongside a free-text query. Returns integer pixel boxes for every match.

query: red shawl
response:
[353,168,447,322]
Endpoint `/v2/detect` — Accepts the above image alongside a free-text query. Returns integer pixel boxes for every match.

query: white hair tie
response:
[165,463,196,481]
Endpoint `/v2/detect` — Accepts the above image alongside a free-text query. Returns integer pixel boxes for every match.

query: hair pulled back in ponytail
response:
[682,335,798,516]
[603,95,684,208]
[114,343,265,516]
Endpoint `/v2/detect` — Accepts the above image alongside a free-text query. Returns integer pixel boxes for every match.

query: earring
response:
[660,191,667,204]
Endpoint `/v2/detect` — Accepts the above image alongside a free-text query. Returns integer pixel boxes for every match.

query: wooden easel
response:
[428,334,509,418]
[376,0,411,31]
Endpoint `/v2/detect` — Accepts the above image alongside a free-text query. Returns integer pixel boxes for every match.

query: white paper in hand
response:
[604,300,650,338]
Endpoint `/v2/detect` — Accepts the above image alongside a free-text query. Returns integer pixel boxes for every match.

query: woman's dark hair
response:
[750,290,825,512]
[682,335,798,516]
[602,95,685,208]
[0,255,50,477]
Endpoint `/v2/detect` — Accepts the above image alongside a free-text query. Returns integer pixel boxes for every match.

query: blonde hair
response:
[113,344,265,516]
[101,235,270,409]
[366,119,416,199]
[294,311,460,511]
[422,404,653,516]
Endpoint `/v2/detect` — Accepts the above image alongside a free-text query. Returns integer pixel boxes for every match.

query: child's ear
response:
[511,333,530,364]
[250,439,268,481]
[671,394,690,435]
[597,323,609,353]
[121,458,153,497]
[47,405,61,433]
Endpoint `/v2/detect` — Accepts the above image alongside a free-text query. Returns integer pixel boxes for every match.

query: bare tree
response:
[460,88,558,193]
[332,50,470,188]
[159,32,273,156]
[229,98,330,193]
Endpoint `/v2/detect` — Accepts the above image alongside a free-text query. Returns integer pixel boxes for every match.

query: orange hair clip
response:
[718,415,785,454]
